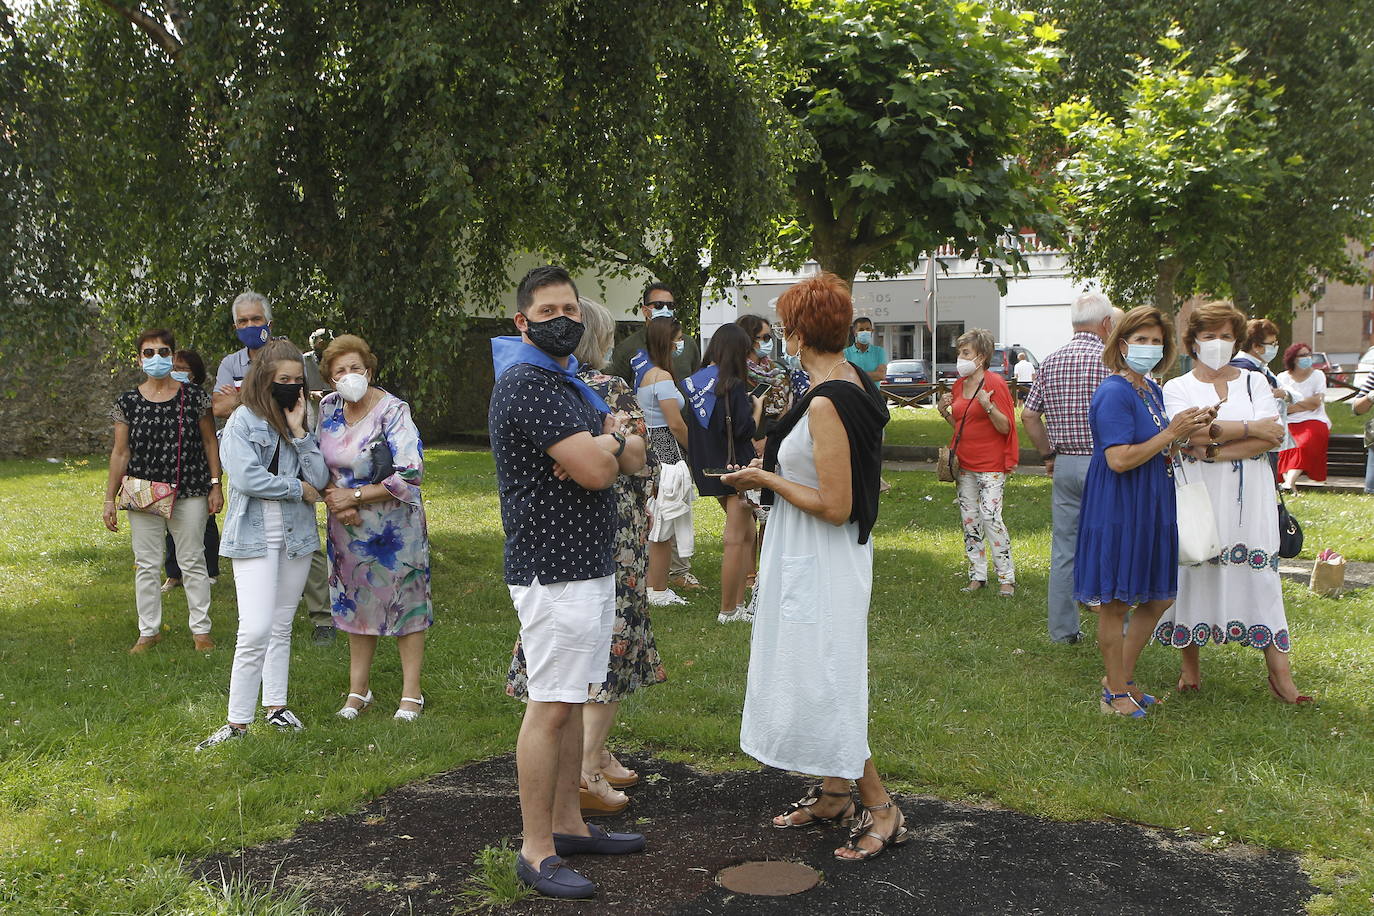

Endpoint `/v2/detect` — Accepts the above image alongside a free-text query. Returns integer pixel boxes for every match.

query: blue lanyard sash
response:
[630,349,652,389]
[490,336,610,415]
[684,365,720,429]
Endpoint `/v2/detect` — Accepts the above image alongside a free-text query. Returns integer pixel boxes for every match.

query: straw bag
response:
[117,387,185,519]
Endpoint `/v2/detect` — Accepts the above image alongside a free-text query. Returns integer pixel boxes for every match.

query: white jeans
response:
[128,495,211,637]
[227,502,312,724]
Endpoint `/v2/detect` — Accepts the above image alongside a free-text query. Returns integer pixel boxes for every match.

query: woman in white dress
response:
[722,272,902,862]
[1159,303,1310,702]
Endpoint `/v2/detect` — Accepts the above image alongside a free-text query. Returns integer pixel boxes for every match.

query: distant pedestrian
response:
[1020,292,1115,642]
[197,339,329,749]
[1012,351,1035,402]
[103,329,222,654]
[1230,318,1294,477]
[1353,374,1374,494]
[938,328,1018,596]
[843,317,888,382]
[637,316,692,608]
[1276,342,1331,491]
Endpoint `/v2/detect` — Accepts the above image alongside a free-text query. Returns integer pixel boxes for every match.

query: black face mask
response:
[525,315,585,358]
[271,381,303,411]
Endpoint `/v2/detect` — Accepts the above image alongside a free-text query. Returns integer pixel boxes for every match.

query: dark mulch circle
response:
[196,754,1313,915]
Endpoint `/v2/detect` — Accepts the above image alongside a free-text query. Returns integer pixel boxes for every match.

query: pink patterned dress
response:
[318,391,432,636]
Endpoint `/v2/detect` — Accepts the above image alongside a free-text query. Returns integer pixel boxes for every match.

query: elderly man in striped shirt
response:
[1021,293,1118,644]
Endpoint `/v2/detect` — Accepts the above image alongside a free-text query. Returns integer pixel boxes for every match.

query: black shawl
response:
[761,365,890,544]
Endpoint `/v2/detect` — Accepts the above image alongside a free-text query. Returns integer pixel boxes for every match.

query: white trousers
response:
[227,502,312,725]
[128,495,211,637]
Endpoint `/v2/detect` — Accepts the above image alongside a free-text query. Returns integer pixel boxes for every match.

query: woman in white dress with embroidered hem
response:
[723,272,902,863]
[1159,303,1309,703]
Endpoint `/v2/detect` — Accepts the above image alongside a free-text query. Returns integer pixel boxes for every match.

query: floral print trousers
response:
[957,471,1015,586]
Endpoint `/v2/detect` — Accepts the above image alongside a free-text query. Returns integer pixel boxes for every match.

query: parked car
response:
[1309,351,1347,385]
[880,359,931,400]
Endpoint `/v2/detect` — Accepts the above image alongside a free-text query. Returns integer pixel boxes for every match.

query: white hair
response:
[231,291,272,322]
[1070,291,1112,327]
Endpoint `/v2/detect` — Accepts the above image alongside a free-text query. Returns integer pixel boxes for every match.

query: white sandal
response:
[335,690,373,720]
[393,695,424,722]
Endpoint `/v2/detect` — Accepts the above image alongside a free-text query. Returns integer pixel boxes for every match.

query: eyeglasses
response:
[141,347,172,358]
[647,301,676,309]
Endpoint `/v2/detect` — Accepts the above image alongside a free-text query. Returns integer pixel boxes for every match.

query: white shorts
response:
[508,575,615,703]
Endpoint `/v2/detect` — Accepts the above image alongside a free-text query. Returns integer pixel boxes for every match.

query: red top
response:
[950,371,1019,472]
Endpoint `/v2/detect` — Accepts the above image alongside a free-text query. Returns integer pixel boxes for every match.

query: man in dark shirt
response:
[608,282,704,592]
[489,265,647,899]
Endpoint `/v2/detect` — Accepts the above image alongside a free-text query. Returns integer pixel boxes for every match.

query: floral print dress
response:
[318,391,433,636]
[506,370,667,702]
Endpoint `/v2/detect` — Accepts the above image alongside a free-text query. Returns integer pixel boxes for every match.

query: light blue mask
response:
[1296,355,1314,370]
[1124,344,1164,375]
[142,354,173,378]
[757,338,774,357]
[1261,344,1278,364]
[171,370,191,383]
[650,306,675,320]
[856,330,873,346]
[673,340,685,357]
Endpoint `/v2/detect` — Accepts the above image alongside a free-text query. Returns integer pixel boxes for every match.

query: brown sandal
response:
[772,785,856,829]
[579,773,629,814]
[835,801,908,861]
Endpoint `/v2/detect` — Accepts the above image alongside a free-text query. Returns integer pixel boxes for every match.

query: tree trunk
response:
[1154,257,1183,312]
[1228,262,1253,314]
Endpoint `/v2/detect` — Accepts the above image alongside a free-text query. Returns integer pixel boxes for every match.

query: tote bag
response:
[1174,459,1220,565]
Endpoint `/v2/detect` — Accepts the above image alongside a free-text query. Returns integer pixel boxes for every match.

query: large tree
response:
[1053,44,1291,312]
[1,0,786,384]
[773,0,1061,289]
[1044,0,1374,315]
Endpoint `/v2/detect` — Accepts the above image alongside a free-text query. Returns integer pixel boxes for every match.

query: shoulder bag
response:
[1277,489,1303,559]
[1173,456,1220,565]
[938,376,986,482]
[117,387,185,519]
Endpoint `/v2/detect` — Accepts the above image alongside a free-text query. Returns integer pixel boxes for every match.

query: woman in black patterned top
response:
[102,329,224,653]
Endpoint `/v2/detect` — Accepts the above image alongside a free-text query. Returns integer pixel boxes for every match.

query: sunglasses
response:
[647,301,676,309]
[141,347,172,358]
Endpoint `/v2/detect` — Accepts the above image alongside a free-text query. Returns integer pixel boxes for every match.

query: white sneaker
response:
[195,723,246,751]
[264,707,305,731]
[647,587,689,607]
[718,605,751,624]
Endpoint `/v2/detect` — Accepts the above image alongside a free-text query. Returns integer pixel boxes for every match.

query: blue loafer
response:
[515,854,595,899]
[553,823,647,856]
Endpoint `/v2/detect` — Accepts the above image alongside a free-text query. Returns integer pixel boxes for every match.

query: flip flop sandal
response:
[773,785,856,829]
[835,801,909,862]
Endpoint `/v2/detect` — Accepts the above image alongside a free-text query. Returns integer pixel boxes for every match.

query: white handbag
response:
[1174,459,1220,566]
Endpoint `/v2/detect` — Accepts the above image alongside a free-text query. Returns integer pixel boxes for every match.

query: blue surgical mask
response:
[856,330,873,346]
[142,354,173,378]
[650,306,675,320]
[1124,344,1164,375]
[673,340,685,357]
[1261,344,1279,364]
[757,338,774,357]
[236,324,271,350]
[171,370,191,383]
[1296,355,1314,370]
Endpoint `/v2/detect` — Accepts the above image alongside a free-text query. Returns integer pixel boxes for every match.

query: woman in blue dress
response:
[1074,307,1214,718]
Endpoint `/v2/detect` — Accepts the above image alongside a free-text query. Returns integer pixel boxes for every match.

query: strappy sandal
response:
[393,695,424,722]
[835,801,908,861]
[772,785,856,829]
[336,690,373,720]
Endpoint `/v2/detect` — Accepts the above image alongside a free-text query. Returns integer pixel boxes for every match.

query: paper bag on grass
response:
[1309,549,1346,598]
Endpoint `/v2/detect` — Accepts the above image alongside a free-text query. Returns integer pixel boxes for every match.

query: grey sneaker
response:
[195,724,246,751]
[718,605,751,624]
[311,624,336,645]
[264,707,305,731]
[647,587,688,607]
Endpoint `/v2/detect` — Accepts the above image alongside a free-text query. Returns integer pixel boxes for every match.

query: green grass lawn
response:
[2,452,1373,914]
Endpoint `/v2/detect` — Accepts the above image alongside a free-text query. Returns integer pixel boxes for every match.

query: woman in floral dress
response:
[506,298,666,810]
[317,335,433,722]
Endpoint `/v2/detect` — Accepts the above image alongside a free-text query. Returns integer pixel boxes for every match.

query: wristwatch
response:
[610,431,627,457]
[209,477,220,486]
[353,487,363,502]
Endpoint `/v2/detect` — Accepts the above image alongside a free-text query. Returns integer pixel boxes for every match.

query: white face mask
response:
[1196,338,1234,371]
[334,372,369,403]
[956,357,979,377]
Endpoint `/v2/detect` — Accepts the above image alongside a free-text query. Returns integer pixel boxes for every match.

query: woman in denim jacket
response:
[197,340,330,750]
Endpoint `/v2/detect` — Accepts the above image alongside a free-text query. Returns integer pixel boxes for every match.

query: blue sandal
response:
[1100,688,1146,719]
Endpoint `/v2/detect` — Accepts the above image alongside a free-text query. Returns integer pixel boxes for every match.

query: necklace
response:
[815,358,849,385]
[1123,374,1174,474]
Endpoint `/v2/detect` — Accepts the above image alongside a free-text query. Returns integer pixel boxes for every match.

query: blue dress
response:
[1073,375,1178,607]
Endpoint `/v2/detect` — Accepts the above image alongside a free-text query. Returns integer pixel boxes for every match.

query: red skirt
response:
[1277,419,1329,481]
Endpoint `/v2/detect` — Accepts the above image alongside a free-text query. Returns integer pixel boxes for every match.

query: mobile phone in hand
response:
[703,468,731,477]
[750,381,772,399]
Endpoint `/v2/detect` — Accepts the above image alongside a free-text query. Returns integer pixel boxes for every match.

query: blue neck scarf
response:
[491,336,610,415]
[684,365,720,429]
[630,349,652,389]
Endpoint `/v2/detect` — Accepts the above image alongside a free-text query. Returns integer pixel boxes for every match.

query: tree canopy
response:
[774,0,1062,289]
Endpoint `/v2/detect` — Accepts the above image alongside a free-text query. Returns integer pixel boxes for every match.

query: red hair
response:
[1282,341,1311,371]
[775,272,852,353]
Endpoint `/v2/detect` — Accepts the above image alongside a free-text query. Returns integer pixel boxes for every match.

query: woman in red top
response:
[939,329,1019,596]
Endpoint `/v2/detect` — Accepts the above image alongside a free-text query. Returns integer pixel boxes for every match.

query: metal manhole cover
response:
[717,861,821,896]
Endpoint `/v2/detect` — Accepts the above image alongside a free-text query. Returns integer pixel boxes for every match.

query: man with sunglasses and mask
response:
[212,291,335,644]
[490,265,648,899]
[608,282,704,590]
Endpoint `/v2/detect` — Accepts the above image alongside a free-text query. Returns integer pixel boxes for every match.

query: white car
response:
[1355,346,1374,391]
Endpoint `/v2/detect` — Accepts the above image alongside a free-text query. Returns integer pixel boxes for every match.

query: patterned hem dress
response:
[506,371,667,703]
[318,391,433,636]
[1156,372,1291,652]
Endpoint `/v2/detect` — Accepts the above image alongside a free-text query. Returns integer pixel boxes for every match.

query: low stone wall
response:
[0,341,141,460]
